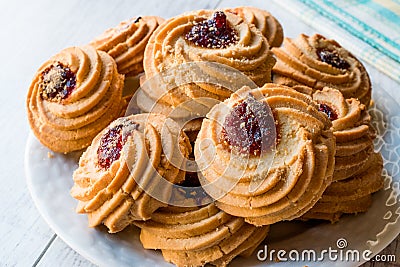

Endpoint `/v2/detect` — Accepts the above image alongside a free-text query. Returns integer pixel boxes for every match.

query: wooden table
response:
[1,0,398,266]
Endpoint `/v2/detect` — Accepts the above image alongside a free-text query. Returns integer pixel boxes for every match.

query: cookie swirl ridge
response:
[313,87,376,181]
[142,9,276,109]
[272,34,371,106]
[195,83,335,226]
[27,46,124,153]
[70,114,191,233]
[90,16,164,76]
[302,153,383,222]
[225,6,283,47]
[134,203,269,267]
[301,88,383,222]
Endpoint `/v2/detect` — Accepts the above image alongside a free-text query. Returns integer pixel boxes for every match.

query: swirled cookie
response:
[302,153,383,222]
[90,16,164,76]
[26,46,124,153]
[313,88,376,181]
[142,9,276,111]
[70,114,191,233]
[302,88,383,222]
[195,83,335,226]
[136,74,207,139]
[272,34,371,106]
[134,203,269,267]
[225,6,283,47]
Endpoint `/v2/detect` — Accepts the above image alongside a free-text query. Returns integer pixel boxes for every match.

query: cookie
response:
[194,83,335,226]
[26,46,124,153]
[301,88,384,222]
[300,195,372,222]
[134,203,269,267]
[225,6,284,47]
[312,88,375,181]
[272,34,371,106]
[302,153,383,222]
[90,16,164,76]
[70,113,191,233]
[142,9,276,110]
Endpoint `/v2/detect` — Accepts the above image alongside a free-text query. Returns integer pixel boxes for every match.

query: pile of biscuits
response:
[26,6,384,267]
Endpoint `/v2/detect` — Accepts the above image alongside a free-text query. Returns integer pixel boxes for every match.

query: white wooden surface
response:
[0,0,398,266]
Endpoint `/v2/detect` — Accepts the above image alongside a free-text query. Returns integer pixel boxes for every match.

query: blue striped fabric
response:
[271,0,400,83]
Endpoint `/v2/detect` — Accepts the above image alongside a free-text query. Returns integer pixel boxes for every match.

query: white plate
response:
[25,86,400,267]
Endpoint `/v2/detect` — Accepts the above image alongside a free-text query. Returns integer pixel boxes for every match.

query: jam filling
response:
[317,48,350,70]
[185,11,238,49]
[318,103,338,121]
[221,94,275,156]
[97,120,139,170]
[39,62,76,101]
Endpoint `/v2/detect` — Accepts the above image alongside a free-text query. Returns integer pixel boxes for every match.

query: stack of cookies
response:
[271,33,383,222]
[301,88,383,222]
[272,34,371,105]
[26,6,384,267]
[134,203,269,266]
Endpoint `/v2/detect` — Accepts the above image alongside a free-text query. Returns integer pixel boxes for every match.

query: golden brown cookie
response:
[142,9,276,111]
[90,16,164,76]
[225,6,284,47]
[70,113,191,233]
[272,34,371,106]
[301,88,384,222]
[194,83,335,226]
[302,153,383,222]
[300,195,372,222]
[312,88,375,181]
[134,203,269,267]
[26,46,124,153]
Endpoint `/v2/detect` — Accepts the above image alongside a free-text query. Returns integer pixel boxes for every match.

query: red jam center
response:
[185,11,238,49]
[318,103,338,121]
[97,121,138,170]
[221,94,275,155]
[40,62,76,101]
[317,48,350,70]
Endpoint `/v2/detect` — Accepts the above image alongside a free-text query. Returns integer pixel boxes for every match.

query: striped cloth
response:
[271,0,400,83]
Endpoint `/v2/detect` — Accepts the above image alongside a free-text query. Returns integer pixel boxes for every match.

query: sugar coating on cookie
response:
[185,11,239,49]
[147,9,276,85]
[26,46,125,153]
[70,113,192,233]
[141,9,276,117]
[272,34,371,106]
